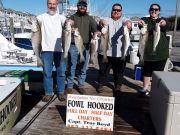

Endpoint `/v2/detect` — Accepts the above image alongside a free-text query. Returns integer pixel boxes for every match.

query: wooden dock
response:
[8,63,156,135]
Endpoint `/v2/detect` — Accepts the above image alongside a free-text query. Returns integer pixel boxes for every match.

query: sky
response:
[2,0,180,18]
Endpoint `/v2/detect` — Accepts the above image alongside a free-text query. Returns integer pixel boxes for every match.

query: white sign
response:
[66,94,115,131]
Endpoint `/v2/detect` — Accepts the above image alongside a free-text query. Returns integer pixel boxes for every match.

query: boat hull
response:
[0,78,23,135]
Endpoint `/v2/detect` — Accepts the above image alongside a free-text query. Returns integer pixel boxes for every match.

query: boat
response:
[0,77,23,135]
[0,0,34,50]
[12,21,32,50]
[0,33,36,65]
[14,32,32,50]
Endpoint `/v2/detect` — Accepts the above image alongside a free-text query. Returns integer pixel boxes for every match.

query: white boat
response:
[0,33,37,66]
[0,0,33,50]
[0,77,23,135]
[14,32,32,50]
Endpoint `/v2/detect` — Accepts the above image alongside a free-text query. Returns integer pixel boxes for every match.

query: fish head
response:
[31,19,40,32]
[101,26,108,35]
[65,21,71,31]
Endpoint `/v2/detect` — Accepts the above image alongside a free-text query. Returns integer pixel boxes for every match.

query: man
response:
[97,3,132,93]
[36,0,66,102]
[66,0,97,95]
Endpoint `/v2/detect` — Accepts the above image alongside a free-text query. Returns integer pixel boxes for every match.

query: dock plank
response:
[9,63,156,135]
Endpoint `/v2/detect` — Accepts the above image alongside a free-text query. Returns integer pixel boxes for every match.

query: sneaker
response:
[78,87,87,95]
[139,89,146,93]
[139,89,150,96]
[96,84,105,93]
[57,94,66,101]
[65,88,73,94]
[145,90,150,96]
[42,95,53,102]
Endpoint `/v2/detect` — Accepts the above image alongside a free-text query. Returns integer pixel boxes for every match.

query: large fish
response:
[122,25,130,59]
[74,28,85,62]
[138,24,148,63]
[89,33,99,64]
[153,23,160,52]
[31,18,43,66]
[101,25,109,63]
[63,21,71,59]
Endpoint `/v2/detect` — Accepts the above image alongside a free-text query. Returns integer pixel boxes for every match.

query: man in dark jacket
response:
[66,0,97,94]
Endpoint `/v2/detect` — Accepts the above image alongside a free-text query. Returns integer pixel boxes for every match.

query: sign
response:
[66,94,115,131]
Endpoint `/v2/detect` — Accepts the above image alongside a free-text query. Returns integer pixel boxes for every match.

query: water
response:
[16,91,43,123]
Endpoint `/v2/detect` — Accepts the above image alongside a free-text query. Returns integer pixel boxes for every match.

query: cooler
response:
[150,71,180,135]
[134,64,143,81]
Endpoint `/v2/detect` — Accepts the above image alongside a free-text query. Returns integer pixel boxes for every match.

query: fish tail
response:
[80,54,85,62]
[37,57,43,67]
[89,59,94,64]
[64,52,67,59]
[103,55,108,63]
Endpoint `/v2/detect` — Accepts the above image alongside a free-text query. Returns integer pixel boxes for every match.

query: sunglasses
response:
[78,5,87,9]
[112,9,122,12]
[150,8,159,12]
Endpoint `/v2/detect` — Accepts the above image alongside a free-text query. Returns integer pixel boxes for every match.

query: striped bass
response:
[89,33,99,64]
[101,25,109,63]
[63,21,71,59]
[122,25,130,59]
[138,24,148,63]
[31,18,43,66]
[153,23,160,52]
[74,28,85,62]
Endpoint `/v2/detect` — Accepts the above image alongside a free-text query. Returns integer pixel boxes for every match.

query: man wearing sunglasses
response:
[97,3,132,93]
[65,0,97,95]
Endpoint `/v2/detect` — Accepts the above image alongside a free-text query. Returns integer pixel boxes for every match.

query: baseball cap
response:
[77,1,87,7]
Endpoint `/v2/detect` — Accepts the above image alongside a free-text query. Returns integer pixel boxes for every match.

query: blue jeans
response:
[41,51,66,95]
[66,43,90,88]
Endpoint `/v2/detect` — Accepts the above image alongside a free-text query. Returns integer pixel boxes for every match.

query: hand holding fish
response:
[124,20,132,30]
[94,31,101,38]
[138,20,145,27]
[65,19,75,33]
[65,19,74,26]
[159,19,166,26]
[99,19,108,27]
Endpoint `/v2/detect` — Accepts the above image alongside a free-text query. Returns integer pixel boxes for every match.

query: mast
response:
[173,0,179,47]
[58,0,69,15]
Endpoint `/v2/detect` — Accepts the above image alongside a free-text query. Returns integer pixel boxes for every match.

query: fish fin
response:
[80,55,85,63]
[37,57,43,67]
[103,57,108,63]
[89,59,94,64]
